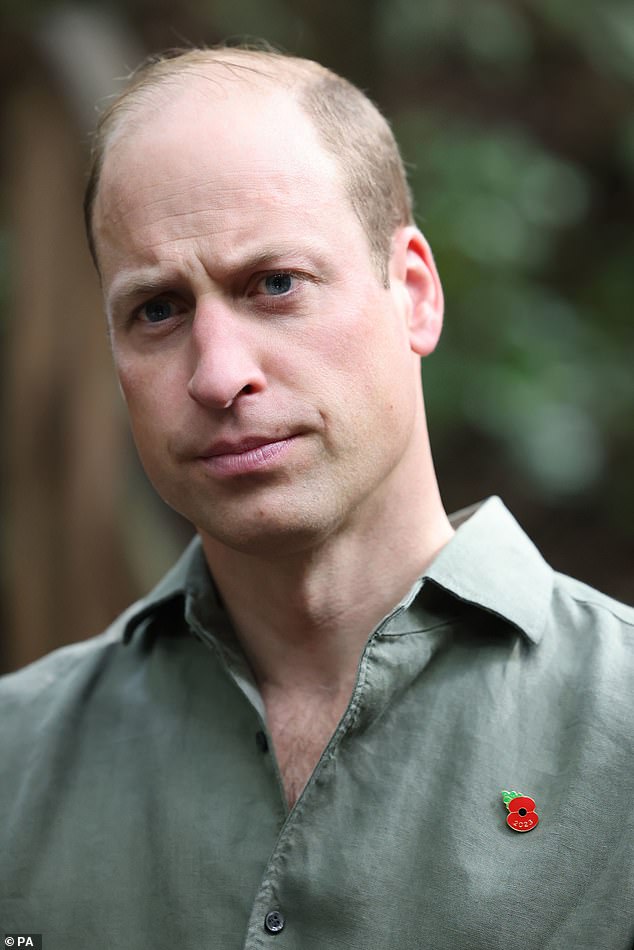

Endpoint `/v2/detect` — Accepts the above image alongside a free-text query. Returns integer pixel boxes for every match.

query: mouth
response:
[197,434,301,477]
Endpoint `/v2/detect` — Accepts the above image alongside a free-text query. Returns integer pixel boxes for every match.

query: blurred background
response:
[1,0,632,673]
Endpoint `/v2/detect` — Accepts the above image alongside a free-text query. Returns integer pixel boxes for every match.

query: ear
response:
[389,226,444,357]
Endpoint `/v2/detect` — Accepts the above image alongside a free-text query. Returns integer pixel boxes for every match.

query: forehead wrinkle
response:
[100,171,342,275]
[99,167,328,244]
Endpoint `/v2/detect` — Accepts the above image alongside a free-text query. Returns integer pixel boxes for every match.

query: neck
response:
[200,435,453,697]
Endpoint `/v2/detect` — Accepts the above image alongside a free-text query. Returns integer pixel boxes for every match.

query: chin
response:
[157,471,354,558]
[193,499,345,559]
[203,521,334,559]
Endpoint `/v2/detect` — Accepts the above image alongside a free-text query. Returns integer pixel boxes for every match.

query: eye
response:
[259,273,296,296]
[138,297,180,324]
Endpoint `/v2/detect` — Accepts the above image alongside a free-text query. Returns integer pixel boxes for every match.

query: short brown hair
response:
[83,46,413,284]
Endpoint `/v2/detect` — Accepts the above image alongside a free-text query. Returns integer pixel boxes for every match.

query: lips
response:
[202,435,290,458]
[197,433,300,476]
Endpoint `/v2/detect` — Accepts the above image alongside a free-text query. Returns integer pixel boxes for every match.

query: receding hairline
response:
[97,55,333,171]
[85,46,413,282]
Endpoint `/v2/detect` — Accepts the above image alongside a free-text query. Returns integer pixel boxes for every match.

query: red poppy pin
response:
[502,789,539,832]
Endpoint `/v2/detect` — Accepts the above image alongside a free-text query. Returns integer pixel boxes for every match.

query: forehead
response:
[93,76,351,273]
[106,70,326,167]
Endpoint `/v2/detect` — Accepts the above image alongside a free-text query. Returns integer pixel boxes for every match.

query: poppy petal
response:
[508,795,536,813]
[507,810,539,832]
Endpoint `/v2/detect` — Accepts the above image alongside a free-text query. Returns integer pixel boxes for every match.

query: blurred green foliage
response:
[398,108,632,499]
[374,0,634,511]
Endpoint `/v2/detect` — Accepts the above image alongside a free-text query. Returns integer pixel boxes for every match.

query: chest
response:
[265,691,350,808]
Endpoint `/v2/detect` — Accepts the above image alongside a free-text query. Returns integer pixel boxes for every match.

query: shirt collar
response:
[123,496,552,646]
[425,496,552,644]
[122,540,201,643]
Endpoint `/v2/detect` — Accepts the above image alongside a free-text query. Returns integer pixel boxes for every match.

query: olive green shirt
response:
[1,497,633,949]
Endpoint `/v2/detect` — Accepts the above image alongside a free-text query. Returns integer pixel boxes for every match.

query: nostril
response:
[220,383,255,409]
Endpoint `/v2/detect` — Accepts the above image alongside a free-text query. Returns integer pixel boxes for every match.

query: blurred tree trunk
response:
[2,69,137,672]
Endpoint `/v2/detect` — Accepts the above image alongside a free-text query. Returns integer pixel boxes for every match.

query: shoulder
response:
[551,571,634,637]
[539,573,634,731]
[0,612,131,708]
[0,602,144,759]
[0,539,200,720]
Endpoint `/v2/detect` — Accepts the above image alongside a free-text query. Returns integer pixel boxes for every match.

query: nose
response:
[187,301,267,409]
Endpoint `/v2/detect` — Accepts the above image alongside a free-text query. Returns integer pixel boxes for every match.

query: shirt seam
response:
[567,594,634,630]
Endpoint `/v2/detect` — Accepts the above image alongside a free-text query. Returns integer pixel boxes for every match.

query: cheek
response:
[115,347,181,411]
[295,296,404,379]
[333,317,415,405]
[303,320,417,443]
[117,366,153,420]
[115,363,177,460]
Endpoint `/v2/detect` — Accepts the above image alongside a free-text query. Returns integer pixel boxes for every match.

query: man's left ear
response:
[389,226,444,357]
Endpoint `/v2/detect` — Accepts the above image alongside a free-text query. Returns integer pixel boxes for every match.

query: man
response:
[1,46,633,950]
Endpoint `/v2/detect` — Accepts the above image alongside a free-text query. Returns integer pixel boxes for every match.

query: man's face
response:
[95,78,438,556]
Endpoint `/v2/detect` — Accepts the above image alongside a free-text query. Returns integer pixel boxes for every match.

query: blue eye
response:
[263,273,294,295]
[141,298,175,323]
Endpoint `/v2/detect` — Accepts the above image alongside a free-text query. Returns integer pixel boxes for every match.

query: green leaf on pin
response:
[501,789,522,808]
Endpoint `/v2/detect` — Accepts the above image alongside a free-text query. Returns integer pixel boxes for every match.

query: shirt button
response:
[256,730,269,753]
[264,910,285,933]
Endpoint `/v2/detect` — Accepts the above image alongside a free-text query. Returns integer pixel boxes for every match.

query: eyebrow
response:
[106,243,328,316]
[106,269,176,319]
